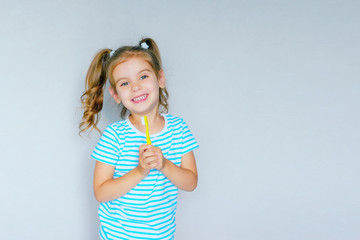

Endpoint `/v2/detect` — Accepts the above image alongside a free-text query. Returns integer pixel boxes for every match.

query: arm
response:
[93,144,158,203]
[136,145,198,191]
[161,151,198,191]
[93,162,146,203]
[143,145,198,191]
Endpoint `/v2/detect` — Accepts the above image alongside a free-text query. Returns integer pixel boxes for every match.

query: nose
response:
[131,82,141,92]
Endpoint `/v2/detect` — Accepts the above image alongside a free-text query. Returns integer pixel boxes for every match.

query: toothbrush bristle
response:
[141,117,145,125]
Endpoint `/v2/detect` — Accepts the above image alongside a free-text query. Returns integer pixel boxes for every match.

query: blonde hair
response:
[79,38,169,134]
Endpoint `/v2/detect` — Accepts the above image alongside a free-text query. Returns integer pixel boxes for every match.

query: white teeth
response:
[133,95,147,101]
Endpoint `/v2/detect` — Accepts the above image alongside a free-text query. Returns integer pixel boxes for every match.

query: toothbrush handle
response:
[144,116,152,145]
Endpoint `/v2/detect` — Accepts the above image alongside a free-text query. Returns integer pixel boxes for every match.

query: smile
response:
[132,94,148,103]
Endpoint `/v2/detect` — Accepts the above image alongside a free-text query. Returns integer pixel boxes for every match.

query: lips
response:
[132,94,148,103]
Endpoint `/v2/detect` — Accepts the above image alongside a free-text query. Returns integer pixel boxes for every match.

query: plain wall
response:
[1,0,359,239]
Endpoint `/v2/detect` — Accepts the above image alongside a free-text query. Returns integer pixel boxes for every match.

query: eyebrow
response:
[115,69,152,84]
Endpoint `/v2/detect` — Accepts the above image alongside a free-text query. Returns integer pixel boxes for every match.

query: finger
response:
[146,145,156,152]
[144,156,160,165]
[144,155,159,162]
[139,144,151,152]
[139,154,155,164]
[148,162,158,168]
[139,144,147,150]
[146,158,159,167]
[141,151,157,158]
[153,151,163,160]
[152,147,162,155]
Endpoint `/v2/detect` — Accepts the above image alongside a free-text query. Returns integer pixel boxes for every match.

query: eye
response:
[140,75,148,80]
[120,82,129,87]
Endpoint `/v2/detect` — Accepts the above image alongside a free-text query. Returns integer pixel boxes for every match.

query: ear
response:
[109,86,121,104]
[158,70,166,89]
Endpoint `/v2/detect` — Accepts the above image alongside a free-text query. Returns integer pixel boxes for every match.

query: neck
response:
[129,111,161,126]
[128,111,165,135]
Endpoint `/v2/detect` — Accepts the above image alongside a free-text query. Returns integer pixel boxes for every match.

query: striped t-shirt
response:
[91,114,199,240]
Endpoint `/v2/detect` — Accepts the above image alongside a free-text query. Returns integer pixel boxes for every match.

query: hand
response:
[138,144,166,174]
[150,145,166,171]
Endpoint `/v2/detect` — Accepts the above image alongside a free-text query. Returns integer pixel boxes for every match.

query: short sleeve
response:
[91,125,121,166]
[181,120,199,155]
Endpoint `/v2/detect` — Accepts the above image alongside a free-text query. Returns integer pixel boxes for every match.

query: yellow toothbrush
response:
[143,116,152,145]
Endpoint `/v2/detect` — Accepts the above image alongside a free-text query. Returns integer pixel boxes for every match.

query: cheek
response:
[147,81,160,93]
[116,88,128,100]
[151,86,160,97]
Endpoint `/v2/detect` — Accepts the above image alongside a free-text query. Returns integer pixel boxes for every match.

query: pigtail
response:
[159,87,169,113]
[139,38,162,69]
[79,49,111,134]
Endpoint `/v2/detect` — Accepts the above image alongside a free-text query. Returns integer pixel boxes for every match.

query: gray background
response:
[1,0,359,239]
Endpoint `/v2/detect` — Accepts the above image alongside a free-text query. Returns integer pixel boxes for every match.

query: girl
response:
[80,38,199,240]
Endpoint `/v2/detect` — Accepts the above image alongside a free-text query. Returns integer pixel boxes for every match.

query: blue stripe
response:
[111,194,177,207]
[126,140,146,144]
[166,152,182,157]
[96,141,118,152]
[128,182,174,192]
[126,187,177,197]
[94,146,118,157]
[183,145,199,155]
[124,135,144,139]
[118,154,138,159]
[92,151,118,161]
[137,180,173,188]
[106,197,177,213]
[95,159,116,166]
[92,155,117,165]
[121,217,175,232]
[101,223,175,240]
[100,206,176,227]
[182,129,191,136]
[102,129,121,146]
[103,201,177,217]
[100,215,175,235]
[98,137,119,151]
[171,136,182,141]
[123,188,178,200]
[114,218,175,237]
[101,201,177,220]
[122,149,140,153]
[182,137,196,145]
[120,201,177,216]
[100,209,176,226]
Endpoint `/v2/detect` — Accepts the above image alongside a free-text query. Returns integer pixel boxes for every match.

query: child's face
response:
[110,57,166,116]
